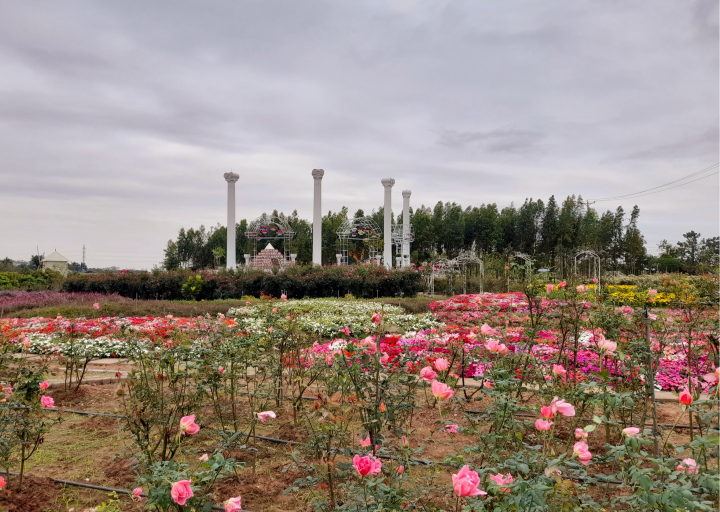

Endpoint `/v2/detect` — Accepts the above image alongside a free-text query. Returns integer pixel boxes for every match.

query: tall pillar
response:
[312,169,324,266]
[402,190,411,268]
[224,172,239,270]
[381,178,395,269]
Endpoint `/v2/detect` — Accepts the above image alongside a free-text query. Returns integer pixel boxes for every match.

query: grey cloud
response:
[437,128,544,153]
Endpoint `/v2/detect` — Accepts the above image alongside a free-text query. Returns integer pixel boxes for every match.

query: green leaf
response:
[592,415,602,424]
[584,424,597,432]
[638,475,653,491]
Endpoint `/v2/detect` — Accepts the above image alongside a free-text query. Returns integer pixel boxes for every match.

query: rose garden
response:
[0,271,718,511]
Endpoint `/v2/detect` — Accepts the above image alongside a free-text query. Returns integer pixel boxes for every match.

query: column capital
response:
[381,178,395,188]
[312,168,325,180]
[224,172,239,183]
[402,189,411,197]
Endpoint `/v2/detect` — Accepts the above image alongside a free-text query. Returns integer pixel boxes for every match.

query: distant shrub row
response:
[0,270,63,291]
[62,265,423,300]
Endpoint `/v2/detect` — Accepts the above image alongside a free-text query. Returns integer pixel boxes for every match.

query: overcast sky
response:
[1,1,718,268]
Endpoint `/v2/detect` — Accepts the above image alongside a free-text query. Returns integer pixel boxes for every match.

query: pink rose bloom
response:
[170,480,194,505]
[489,472,514,492]
[40,395,54,408]
[677,458,698,475]
[360,337,378,354]
[483,380,494,389]
[268,327,273,333]
[419,366,437,382]
[593,278,598,283]
[286,316,291,320]
[371,312,382,325]
[0,476,5,488]
[281,294,287,301]
[431,380,454,400]
[574,428,588,440]
[256,411,276,423]
[552,364,567,377]
[433,358,449,371]
[353,454,382,476]
[557,281,567,289]
[272,308,277,313]
[360,436,371,447]
[39,381,49,391]
[380,353,389,365]
[398,465,404,473]
[485,339,509,356]
[622,427,641,437]
[224,496,242,512]
[679,386,693,406]
[648,289,657,296]
[452,465,487,497]
[576,285,588,294]
[444,424,459,434]
[93,303,100,309]
[550,397,575,417]
[573,442,592,465]
[246,301,251,305]
[199,453,209,462]
[535,419,553,431]
[480,323,499,336]
[597,338,617,354]
[132,487,143,500]
[179,415,200,435]
[540,406,554,419]
[546,284,554,293]
[703,367,720,384]
[218,367,225,374]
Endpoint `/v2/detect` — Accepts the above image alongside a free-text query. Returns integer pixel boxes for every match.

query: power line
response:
[591,171,718,202]
[588,163,719,202]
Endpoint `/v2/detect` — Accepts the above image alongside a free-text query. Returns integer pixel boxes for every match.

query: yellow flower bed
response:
[588,284,677,305]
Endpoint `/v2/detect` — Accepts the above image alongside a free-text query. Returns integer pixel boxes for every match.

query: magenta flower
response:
[419,366,437,382]
[224,496,242,512]
[573,441,592,465]
[353,454,382,476]
[452,465,487,497]
[535,419,553,431]
[40,395,54,408]
[431,380,454,400]
[179,415,200,435]
[256,411,276,423]
[170,480,194,505]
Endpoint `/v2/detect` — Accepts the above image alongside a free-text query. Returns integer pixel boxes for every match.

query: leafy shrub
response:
[62,266,424,300]
[0,270,63,291]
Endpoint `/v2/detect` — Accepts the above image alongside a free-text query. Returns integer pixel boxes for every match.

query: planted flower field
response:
[0,291,717,511]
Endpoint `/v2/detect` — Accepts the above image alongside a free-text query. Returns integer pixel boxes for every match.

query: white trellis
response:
[574,250,601,286]
[245,214,296,261]
[336,216,383,265]
[428,250,484,296]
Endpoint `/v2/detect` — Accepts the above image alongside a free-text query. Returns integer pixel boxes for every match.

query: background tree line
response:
[161,195,719,277]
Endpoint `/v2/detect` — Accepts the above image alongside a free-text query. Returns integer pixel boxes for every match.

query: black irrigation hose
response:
[464,410,705,431]
[0,470,239,512]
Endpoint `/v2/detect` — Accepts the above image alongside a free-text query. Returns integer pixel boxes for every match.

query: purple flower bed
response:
[0,290,133,314]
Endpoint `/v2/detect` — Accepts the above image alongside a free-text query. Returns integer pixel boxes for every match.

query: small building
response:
[43,251,70,276]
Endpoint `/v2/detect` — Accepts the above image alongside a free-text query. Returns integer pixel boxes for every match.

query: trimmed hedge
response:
[62,265,423,300]
[0,270,64,290]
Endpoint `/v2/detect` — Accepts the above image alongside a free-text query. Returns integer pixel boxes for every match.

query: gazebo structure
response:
[245,214,296,266]
[428,249,484,295]
[336,216,382,265]
[574,249,601,285]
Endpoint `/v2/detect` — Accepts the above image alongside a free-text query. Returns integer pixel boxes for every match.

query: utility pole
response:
[584,200,595,212]
[82,245,86,267]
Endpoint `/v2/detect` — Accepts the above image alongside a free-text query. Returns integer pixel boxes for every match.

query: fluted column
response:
[402,189,411,267]
[381,178,395,269]
[224,172,239,270]
[312,169,324,266]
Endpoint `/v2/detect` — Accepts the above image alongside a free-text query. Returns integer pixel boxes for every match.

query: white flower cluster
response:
[228,299,441,338]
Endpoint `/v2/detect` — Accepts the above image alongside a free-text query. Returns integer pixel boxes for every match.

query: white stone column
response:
[402,189,411,268]
[312,169,324,266]
[381,178,395,269]
[224,172,239,270]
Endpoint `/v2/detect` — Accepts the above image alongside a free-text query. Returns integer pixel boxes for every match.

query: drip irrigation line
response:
[0,470,237,512]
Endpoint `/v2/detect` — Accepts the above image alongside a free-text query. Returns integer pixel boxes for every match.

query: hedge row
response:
[0,270,63,291]
[62,266,424,300]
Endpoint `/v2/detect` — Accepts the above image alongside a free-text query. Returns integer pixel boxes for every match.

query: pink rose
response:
[573,441,592,465]
[224,496,242,512]
[433,358,449,371]
[557,281,567,289]
[360,436,371,447]
[679,386,693,406]
[132,487,143,500]
[218,367,224,374]
[272,308,277,313]
[353,454,382,476]
[540,406,554,419]
[452,465,487,497]
[39,381,49,391]
[40,395,54,408]
[256,411,276,423]
[535,419,553,431]
[676,458,698,474]
[93,303,100,309]
[574,428,588,440]
[419,366,437,382]
[546,284,554,293]
[179,415,200,435]
[371,312,382,325]
[552,364,567,377]
[281,294,287,301]
[431,380,454,400]
[444,424,459,434]
[550,397,575,417]
[0,476,6,488]
[170,480,194,505]
[480,323,499,336]
[622,427,640,437]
